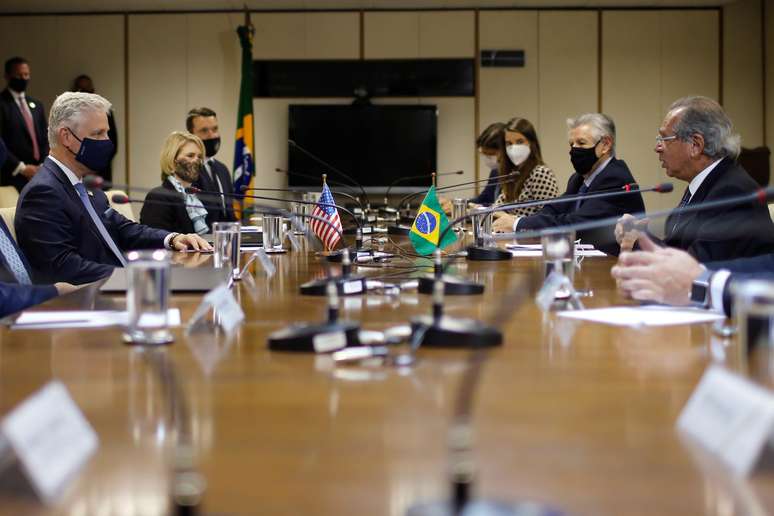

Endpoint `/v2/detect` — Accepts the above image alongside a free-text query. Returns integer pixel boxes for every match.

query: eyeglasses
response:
[655,135,678,145]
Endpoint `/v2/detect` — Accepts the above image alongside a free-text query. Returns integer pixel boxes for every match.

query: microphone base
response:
[343,225,375,236]
[267,320,360,352]
[406,499,562,516]
[410,315,502,348]
[466,245,512,261]
[387,224,411,235]
[417,274,484,296]
[323,247,369,262]
[299,275,366,296]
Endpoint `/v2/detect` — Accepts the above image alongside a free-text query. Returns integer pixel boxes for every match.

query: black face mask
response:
[569,141,600,176]
[202,137,220,158]
[9,77,28,93]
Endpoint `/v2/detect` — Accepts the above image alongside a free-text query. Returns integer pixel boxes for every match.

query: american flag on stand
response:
[310,184,342,251]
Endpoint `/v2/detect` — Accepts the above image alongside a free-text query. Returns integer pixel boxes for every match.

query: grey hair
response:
[566,113,616,152]
[48,91,112,149]
[667,96,741,159]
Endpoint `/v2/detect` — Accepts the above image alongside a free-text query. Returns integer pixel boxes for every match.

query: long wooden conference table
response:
[0,234,772,516]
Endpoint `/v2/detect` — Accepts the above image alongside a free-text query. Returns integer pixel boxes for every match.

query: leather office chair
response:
[0,186,19,208]
[106,189,136,221]
[0,207,16,242]
[738,146,770,187]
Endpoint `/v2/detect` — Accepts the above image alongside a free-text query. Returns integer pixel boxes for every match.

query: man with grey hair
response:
[16,91,211,285]
[493,112,644,255]
[616,95,774,262]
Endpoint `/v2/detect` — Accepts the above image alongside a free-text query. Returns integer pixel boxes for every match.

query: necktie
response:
[74,183,127,266]
[17,95,40,162]
[207,160,227,211]
[667,188,692,238]
[574,183,590,210]
[0,226,31,285]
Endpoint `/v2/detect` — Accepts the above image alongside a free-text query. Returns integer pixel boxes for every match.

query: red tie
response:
[17,96,40,162]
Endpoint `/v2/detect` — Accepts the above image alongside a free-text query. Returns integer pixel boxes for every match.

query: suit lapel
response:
[46,158,108,247]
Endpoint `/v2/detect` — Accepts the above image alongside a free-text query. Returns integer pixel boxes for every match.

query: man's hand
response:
[22,164,38,179]
[492,213,516,233]
[611,234,703,305]
[171,233,212,252]
[614,214,648,252]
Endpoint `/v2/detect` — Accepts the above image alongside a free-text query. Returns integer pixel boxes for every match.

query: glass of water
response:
[262,215,285,252]
[452,198,467,233]
[733,279,774,352]
[123,249,173,345]
[541,229,576,284]
[213,221,241,278]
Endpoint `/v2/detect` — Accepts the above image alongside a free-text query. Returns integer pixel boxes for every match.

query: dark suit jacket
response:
[471,168,499,205]
[0,89,49,191]
[660,157,774,262]
[516,157,645,255]
[194,158,236,227]
[140,179,196,234]
[0,216,56,316]
[16,157,170,285]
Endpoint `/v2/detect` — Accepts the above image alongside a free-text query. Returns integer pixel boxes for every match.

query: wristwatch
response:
[690,269,713,308]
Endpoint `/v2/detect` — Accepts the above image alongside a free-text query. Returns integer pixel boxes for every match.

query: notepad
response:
[557,305,725,327]
[12,309,181,330]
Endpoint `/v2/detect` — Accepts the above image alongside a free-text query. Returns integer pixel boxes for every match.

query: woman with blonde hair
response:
[140,131,209,234]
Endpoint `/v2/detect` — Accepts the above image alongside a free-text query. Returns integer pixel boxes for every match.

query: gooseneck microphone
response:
[447,182,672,261]
[241,185,364,213]
[383,170,464,206]
[186,186,369,260]
[493,183,774,243]
[288,139,372,210]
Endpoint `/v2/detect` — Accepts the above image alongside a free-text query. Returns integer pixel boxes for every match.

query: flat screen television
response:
[287,104,437,194]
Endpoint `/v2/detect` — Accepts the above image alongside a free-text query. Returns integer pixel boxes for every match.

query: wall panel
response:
[364,12,419,58]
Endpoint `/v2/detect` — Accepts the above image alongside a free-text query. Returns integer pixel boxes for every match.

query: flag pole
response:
[432,172,437,188]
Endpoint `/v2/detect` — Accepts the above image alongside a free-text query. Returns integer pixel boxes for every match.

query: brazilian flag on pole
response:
[409,186,458,255]
[233,22,255,212]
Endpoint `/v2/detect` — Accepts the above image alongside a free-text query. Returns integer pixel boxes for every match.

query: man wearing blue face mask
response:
[15,92,211,285]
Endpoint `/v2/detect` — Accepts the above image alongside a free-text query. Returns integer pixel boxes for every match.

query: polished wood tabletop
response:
[0,233,772,516]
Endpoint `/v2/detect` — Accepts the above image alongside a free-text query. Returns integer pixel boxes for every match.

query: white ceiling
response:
[0,0,734,14]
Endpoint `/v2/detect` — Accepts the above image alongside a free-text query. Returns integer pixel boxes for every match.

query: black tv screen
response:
[288,104,437,193]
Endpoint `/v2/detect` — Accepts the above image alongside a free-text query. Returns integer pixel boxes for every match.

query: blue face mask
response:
[66,127,115,172]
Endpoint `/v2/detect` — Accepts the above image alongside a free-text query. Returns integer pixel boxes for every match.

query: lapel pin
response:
[29,102,36,109]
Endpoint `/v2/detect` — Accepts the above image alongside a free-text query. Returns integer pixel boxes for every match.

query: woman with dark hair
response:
[492,117,558,225]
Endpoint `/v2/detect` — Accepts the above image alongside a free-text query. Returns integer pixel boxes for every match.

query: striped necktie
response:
[667,187,692,238]
[575,183,590,210]
[0,225,31,284]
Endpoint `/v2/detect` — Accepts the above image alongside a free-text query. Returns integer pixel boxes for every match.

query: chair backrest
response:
[0,186,19,208]
[738,146,771,187]
[106,189,136,222]
[0,207,16,242]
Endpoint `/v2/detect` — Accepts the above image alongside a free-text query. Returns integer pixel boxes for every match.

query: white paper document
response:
[507,243,607,257]
[12,309,181,330]
[557,305,725,327]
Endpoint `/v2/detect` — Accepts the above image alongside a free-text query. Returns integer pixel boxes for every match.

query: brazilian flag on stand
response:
[409,186,458,255]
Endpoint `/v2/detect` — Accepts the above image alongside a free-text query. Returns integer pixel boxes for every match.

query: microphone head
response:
[654,182,674,193]
[184,186,201,194]
[274,168,286,173]
[83,175,105,189]
[110,193,129,204]
[455,170,464,175]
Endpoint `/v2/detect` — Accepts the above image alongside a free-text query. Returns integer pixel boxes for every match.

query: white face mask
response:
[481,154,499,170]
[506,144,531,166]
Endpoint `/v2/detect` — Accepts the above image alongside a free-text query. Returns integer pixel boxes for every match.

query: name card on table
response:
[0,381,98,504]
[286,231,301,251]
[677,366,774,476]
[187,283,245,334]
[255,248,276,278]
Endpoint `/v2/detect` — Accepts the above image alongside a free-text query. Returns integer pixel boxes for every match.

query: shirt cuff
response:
[512,217,522,232]
[164,232,179,249]
[12,161,25,176]
[709,269,732,313]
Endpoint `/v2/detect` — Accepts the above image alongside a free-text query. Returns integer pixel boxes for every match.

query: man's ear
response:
[690,133,705,158]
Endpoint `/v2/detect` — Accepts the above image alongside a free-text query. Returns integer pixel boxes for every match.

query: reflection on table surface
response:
[0,235,772,516]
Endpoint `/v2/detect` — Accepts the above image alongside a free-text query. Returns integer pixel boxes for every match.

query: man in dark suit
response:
[617,96,774,262]
[0,57,49,192]
[186,107,237,227]
[16,91,211,285]
[493,113,645,255]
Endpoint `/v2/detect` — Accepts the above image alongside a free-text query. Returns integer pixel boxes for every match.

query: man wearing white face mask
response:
[493,113,644,255]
